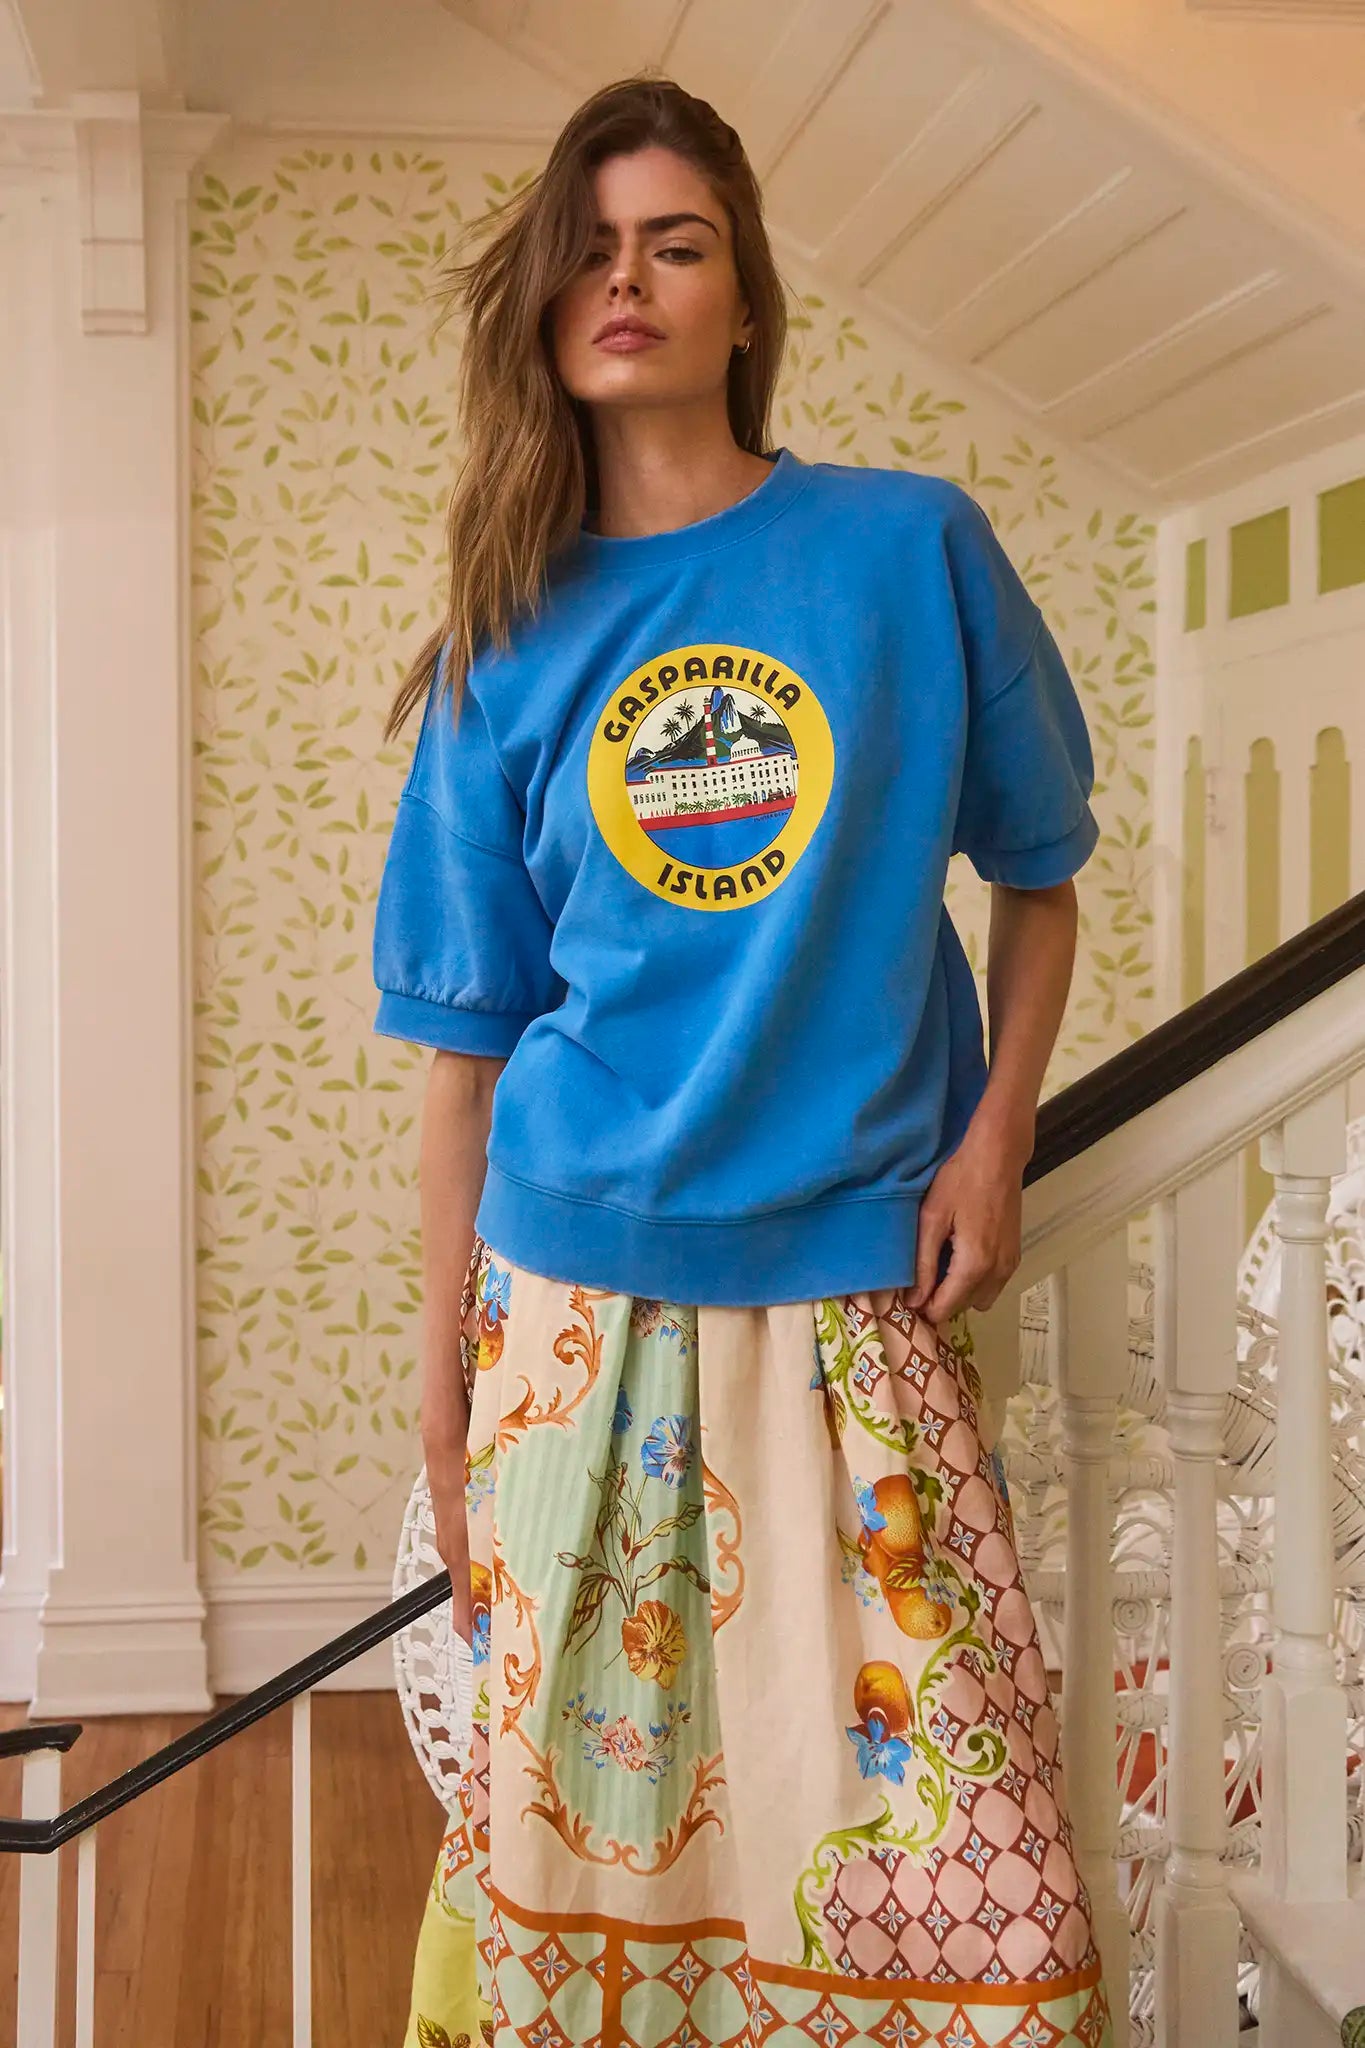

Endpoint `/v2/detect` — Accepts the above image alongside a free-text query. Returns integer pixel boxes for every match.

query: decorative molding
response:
[0,1590,43,1704]
[0,103,229,333]
[72,90,146,335]
[205,1574,398,1694]
[32,1587,211,1718]
[1189,0,1365,17]
[0,107,73,176]
[244,114,556,144]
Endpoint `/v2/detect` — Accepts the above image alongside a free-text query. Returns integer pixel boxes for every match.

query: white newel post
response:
[1153,1159,1242,2048]
[1258,1086,1349,1908]
[15,1749,62,2047]
[1056,1235,1131,2045]
[0,96,226,1713]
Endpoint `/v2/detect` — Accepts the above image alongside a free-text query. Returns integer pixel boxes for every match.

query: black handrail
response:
[0,1724,82,1762]
[4,888,1364,1855]
[1026,887,1365,1184]
[0,1568,452,1853]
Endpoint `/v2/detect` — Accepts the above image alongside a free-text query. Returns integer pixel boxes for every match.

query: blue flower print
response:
[810,1329,824,1390]
[480,1259,511,1325]
[612,1386,634,1437]
[921,1560,955,1610]
[470,1608,490,1667]
[839,1547,887,1610]
[846,1713,914,1785]
[853,1476,887,1535]
[641,1414,694,1488]
[990,1445,1011,1508]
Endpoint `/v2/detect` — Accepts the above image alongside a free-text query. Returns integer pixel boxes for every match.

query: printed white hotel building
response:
[630,694,799,827]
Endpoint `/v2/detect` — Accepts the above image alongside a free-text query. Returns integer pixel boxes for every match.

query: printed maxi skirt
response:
[402,1236,1114,2048]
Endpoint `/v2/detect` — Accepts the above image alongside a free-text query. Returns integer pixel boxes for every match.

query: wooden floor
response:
[0,1691,445,2047]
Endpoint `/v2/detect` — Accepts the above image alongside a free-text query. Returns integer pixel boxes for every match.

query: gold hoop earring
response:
[735,339,751,354]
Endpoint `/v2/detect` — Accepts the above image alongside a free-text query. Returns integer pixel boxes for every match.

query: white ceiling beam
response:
[930,168,1186,360]
[0,0,41,105]
[966,0,1365,296]
[727,0,891,180]
[1148,387,1365,500]
[1037,273,1314,437]
[817,65,1040,292]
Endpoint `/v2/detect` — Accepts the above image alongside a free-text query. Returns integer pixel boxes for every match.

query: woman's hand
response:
[907,1113,1029,1324]
[910,877,1077,1325]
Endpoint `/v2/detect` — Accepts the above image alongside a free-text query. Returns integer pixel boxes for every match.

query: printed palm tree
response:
[674,698,697,729]
[659,712,683,744]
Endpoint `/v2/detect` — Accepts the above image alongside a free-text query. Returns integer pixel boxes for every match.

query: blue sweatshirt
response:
[372,447,1098,1306]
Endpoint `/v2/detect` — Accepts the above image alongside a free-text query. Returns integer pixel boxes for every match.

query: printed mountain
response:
[626,684,794,780]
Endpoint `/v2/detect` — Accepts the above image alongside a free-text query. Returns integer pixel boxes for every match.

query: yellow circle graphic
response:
[587,643,834,912]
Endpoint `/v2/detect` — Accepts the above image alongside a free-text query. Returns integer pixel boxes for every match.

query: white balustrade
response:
[1056,1234,1133,2044]
[1258,1084,1351,1905]
[6,1693,321,2048]
[16,1748,61,2048]
[293,1690,313,2048]
[1255,1088,1351,2041]
[1153,1160,1243,2048]
[75,1829,97,2048]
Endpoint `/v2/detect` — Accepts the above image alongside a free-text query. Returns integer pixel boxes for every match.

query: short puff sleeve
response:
[372,647,563,1056]
[946,494,1100,889]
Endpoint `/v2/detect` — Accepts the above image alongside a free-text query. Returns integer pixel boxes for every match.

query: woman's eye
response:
[659,246,701,262]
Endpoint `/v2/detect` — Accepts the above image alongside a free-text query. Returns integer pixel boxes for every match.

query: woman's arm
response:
[419,1047,502,1637]
[908,877,1079,1322]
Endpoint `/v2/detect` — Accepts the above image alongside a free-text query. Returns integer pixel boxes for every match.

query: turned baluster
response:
[1154,1158,1242,2048]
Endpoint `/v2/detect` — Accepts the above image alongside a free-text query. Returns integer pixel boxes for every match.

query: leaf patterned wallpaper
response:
[190,139,1155,1586]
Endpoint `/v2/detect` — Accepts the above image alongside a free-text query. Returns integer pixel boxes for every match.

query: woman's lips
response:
[595,330,665,352]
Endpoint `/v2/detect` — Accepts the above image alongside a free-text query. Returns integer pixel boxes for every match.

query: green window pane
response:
[1184,538,1207,632]
[1229,506,1290,619]
[1319,476,1365,595]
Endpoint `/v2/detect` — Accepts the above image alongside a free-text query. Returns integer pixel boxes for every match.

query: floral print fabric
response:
[402,1238,1113,2048]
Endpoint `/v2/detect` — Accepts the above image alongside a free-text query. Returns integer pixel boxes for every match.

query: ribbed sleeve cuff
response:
[373,990,532,1057]
[968,805,1099,888]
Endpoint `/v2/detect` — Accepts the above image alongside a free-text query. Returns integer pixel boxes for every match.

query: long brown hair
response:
[384,72,791,740]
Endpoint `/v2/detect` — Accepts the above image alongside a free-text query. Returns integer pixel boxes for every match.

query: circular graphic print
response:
[586,642,834,911]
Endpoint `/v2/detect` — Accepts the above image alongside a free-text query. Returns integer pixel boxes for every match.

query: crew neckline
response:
[572,446,809,570]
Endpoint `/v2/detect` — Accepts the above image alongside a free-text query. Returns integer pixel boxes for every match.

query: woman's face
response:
[549,145,753,417]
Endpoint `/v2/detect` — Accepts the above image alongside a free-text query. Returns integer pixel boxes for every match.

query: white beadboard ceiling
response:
[6,0,1365,507]
[435,0,1365,507]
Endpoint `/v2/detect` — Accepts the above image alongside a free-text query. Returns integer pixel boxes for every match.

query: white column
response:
[1056,1235,1131,2046]
[1259,1086,1349,1904]
[0,199,60,1699]
[1153,1160,1242,2048]
[0,100,226,1713]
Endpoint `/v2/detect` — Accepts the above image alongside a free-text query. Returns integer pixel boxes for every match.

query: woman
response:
[377,73,1112,2048]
